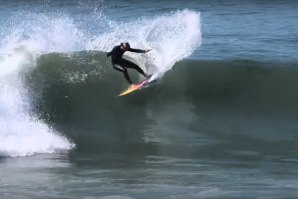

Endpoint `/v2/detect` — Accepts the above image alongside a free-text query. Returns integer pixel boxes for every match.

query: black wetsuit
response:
[107,45,147,84]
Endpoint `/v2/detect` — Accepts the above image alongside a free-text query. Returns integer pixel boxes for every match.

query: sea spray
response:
[87,9,202,80]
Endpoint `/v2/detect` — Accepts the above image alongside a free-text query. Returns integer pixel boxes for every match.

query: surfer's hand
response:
[144,49,151,53]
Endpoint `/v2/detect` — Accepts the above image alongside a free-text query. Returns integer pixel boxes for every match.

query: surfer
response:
[107,42,151,85]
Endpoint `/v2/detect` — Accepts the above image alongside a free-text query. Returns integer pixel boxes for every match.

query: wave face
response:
[30,53,298,114]
[26,53,298,154]
[0,8,201,157]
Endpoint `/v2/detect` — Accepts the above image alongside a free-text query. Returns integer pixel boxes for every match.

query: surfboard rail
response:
[118,79,149,96]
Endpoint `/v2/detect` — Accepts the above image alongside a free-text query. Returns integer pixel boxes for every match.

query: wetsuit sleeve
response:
[107,50,112,57]
[107,46,117,57]
[128,48,146,53]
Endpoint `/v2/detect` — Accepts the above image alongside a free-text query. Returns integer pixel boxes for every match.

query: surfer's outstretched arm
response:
[107,48,115,57]
[107,46,118,57]
[128,48,151,53]
[107,51,112,57]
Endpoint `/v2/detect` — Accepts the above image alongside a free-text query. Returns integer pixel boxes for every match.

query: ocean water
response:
[1,0,298,198]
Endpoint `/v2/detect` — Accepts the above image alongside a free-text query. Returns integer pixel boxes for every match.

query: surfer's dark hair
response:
[121,42,130,48]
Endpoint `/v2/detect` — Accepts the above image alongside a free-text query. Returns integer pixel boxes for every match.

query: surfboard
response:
[118,79,149,97]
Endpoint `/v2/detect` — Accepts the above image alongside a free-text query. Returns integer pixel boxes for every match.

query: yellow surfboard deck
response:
[118,79,149,96]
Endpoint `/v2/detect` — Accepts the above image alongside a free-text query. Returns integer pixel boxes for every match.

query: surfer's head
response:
[121,42,130,50]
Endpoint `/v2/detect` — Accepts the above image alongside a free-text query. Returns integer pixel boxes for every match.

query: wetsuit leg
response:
[113,64,133,84]
[119,59,147,77]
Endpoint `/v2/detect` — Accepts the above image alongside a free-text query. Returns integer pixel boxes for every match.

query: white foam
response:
[0,116,73,157]
[0,13,85,157]
[0,52,74,157]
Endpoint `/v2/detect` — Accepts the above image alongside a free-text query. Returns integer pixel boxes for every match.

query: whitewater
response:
[0,9,201,157]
